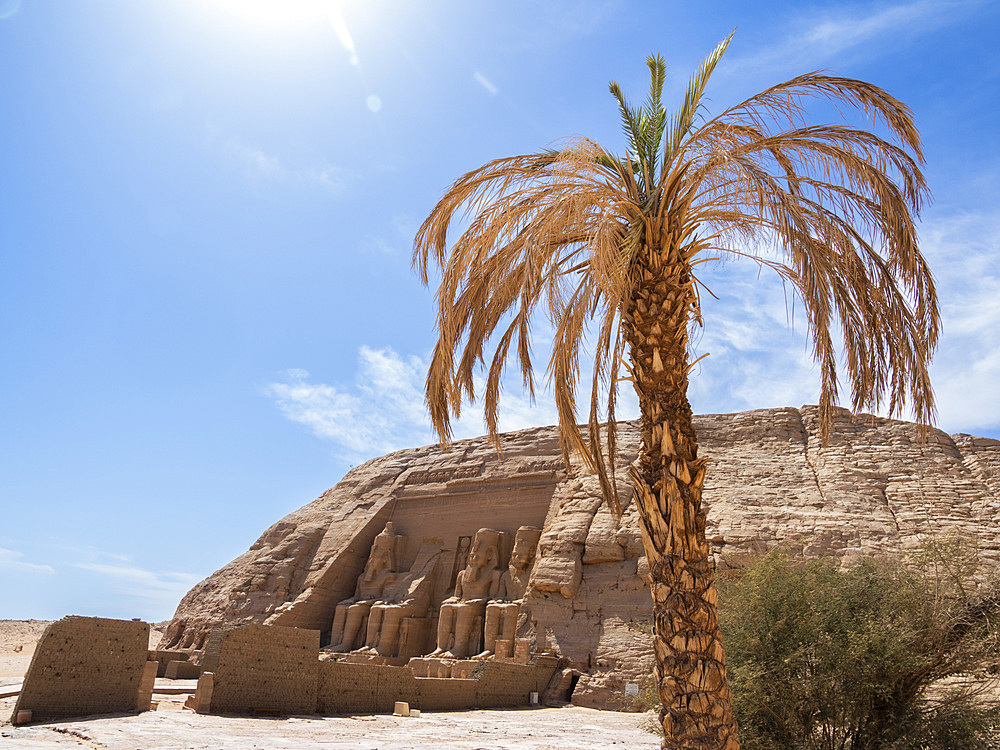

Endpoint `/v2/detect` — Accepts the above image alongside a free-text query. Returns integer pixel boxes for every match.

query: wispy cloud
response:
[224,138,348,192]
[726,0,978,77]
[269,205,998,462]
[496,0,622,52]
[921,210,1000,434]
[0,547,54,575]
[264,347,561,463]
[360,214,418,257]
[687,259,821,416]
[73,561,201,614]
[687,209,1000,436]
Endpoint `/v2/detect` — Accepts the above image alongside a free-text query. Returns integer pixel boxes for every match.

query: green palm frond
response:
[608,83,646,175]
[663,30,734,171]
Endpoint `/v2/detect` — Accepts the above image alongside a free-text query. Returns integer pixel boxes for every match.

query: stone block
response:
[494,639,512,661]
[514,638,531,664]
[136,660,158,710]
[164,660,201,679]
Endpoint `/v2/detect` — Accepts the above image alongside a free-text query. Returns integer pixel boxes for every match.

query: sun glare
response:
[211,0,339,25]
[197,0,381,111]
[205,0,362,65]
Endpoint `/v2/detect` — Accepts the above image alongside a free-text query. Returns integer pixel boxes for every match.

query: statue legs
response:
[433,600,487,658]
[360,602,420,657]
[363,604,384,649]
[476,602,520,658]
[454,602,486,657]
[330,604,348,646]
[376,606,404,656]
[432,602,459,655]
[331,601,374,652]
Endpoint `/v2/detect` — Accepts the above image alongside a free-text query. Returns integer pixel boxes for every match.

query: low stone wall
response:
[192,625,558,715]
[196,623,556,716]
[13,616,150,722]
[474,660,556,707]
[316,658,557,714]
[208,624,319,715]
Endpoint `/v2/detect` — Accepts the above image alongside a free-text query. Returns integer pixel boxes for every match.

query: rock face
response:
[161,406,1000,709]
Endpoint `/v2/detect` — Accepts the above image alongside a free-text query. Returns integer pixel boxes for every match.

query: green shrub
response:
[718,543,1000,749]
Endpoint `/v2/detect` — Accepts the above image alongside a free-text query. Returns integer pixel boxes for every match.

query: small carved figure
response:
[329,522,399,651]
[449,535,472,590]
[431,527,503,658]
[476,525,541,658]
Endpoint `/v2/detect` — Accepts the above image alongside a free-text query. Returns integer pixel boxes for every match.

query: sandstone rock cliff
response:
[161,406,1000,709]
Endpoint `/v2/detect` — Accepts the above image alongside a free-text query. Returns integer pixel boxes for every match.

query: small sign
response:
[625,683,639,696]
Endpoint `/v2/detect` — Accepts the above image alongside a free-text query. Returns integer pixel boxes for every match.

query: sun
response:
[201,0,362,66]
[209,0,341,26]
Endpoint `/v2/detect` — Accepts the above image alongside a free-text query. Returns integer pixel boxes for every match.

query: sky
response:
[1,0,998,622]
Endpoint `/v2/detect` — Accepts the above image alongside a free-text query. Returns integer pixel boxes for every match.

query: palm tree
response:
[413,34,937,750]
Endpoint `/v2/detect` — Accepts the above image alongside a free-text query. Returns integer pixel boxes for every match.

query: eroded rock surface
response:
[162,406,1000,709]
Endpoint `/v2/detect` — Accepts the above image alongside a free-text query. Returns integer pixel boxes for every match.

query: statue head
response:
[465,527,500,582]
[364,522,397,581]
[510,525,542,573]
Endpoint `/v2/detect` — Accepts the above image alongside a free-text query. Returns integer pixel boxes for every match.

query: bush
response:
[718,543,1000,749]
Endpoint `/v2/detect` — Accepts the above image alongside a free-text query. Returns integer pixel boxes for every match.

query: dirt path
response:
[0,705,657,749]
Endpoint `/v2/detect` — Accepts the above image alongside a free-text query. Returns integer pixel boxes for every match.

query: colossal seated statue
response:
[358,539,443,659]
[476,525,541,659]
[329,522,400,652]
[430,527,503,658]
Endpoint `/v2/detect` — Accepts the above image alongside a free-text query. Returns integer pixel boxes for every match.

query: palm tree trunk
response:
[624,240,739,750]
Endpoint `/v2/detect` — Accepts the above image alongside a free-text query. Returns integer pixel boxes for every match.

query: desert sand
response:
[0,620,657,749]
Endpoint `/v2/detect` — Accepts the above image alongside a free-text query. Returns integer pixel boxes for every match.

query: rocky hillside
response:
[160,406,1000,708]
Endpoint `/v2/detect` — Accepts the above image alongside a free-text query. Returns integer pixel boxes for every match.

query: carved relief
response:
[431,527,503,658]
[329,522,400,652]
[477,525,541,659]
[448,535,472,591]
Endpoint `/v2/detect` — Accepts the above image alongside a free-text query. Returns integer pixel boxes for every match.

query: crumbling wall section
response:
[208,624,319,715]
[13,616,149,722]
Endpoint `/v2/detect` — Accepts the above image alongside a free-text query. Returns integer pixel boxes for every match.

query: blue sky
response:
[1,0,998,621]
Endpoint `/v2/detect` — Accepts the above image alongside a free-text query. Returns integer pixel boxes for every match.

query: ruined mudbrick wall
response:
[13,616,149,722]
[207,624,319,715]
[315,659,556,714]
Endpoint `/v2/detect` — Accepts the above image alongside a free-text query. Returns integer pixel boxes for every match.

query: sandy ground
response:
[0,706,658,749]
[0,621,659,749]
[0,621,51,686]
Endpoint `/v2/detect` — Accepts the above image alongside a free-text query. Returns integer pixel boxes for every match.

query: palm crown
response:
[414,33,936,489]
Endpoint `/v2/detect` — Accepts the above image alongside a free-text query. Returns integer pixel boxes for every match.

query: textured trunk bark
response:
[623,237,739,750]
